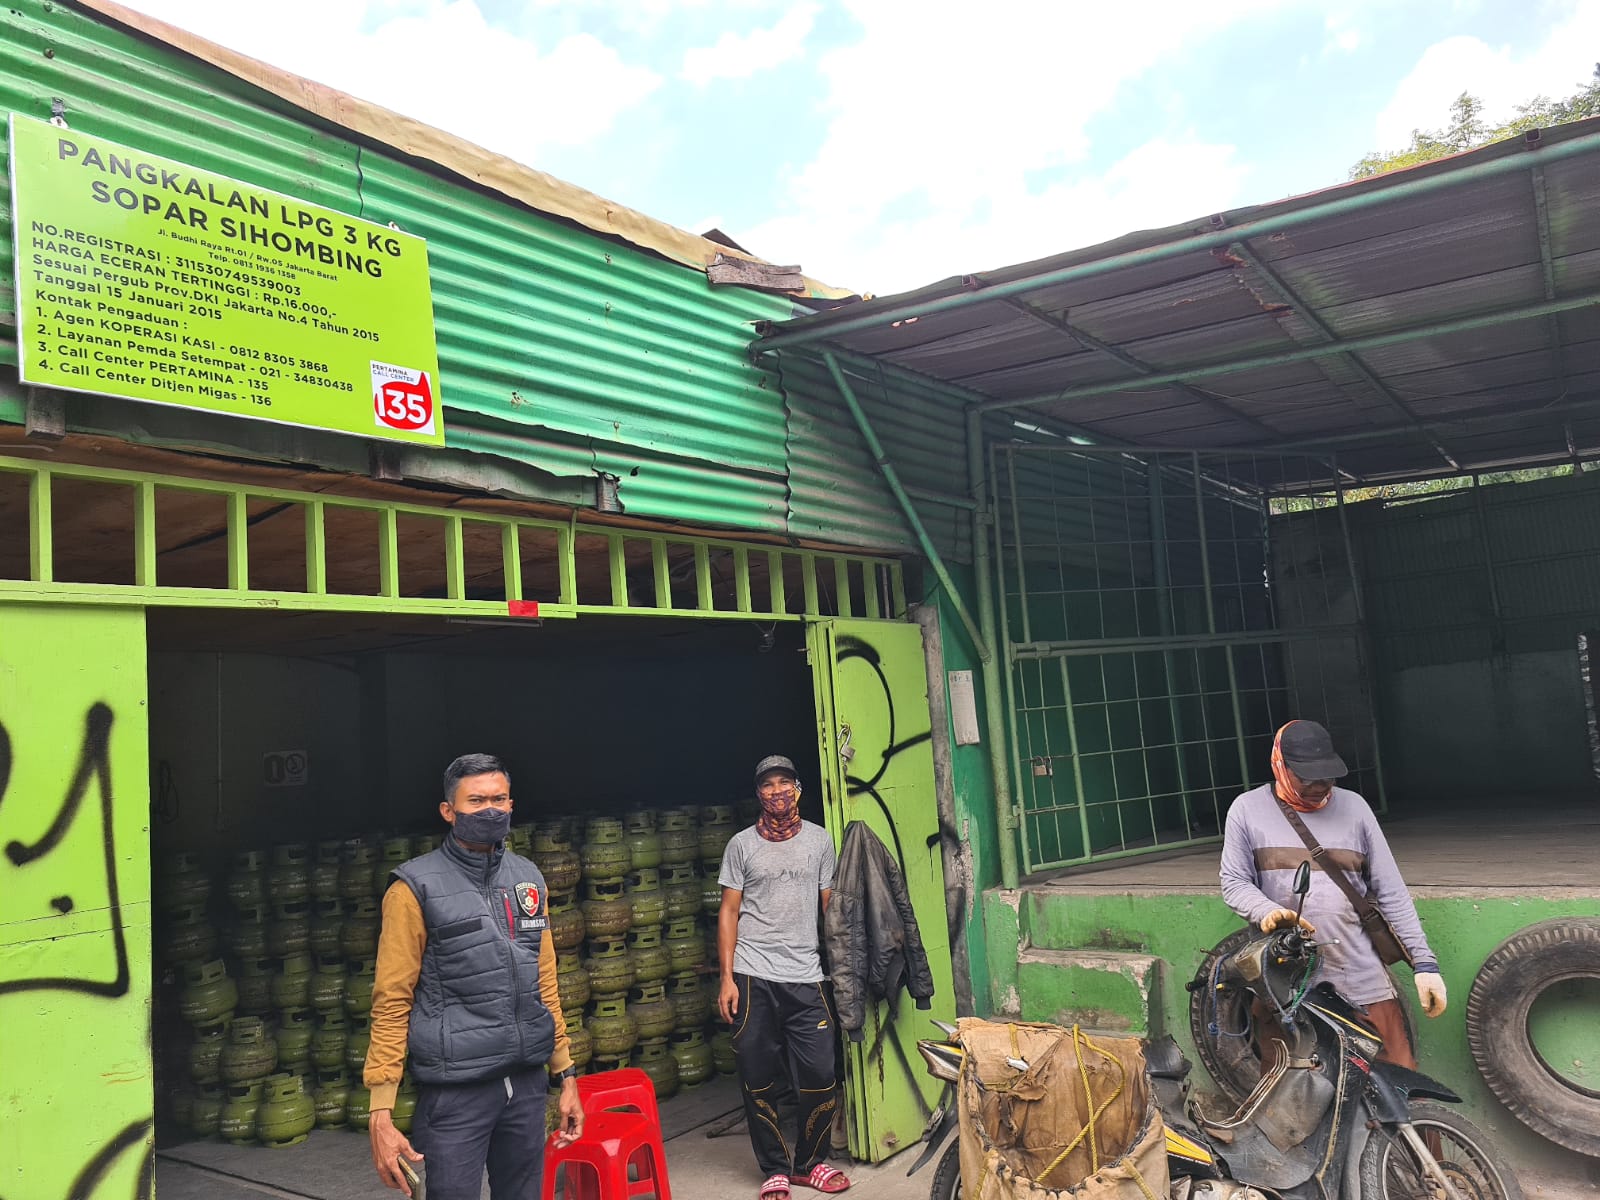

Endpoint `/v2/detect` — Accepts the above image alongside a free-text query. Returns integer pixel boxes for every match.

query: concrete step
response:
[1009,943,1164,1038]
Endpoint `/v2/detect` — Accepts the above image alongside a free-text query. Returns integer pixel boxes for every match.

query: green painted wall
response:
[926,568,1002,1015]
[0,604,153,1197]
[987,885,1600,1176]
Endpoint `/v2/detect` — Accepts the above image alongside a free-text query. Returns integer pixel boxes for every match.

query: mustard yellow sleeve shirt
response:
[364,881,573,1112]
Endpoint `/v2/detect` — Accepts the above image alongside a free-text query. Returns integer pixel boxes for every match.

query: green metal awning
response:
[757,118,1600,490]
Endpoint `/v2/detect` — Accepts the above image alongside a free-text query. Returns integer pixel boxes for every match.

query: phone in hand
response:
[398,1156,424,1200]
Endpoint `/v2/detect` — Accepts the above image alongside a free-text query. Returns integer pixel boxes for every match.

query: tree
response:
[1351,65,1600,179]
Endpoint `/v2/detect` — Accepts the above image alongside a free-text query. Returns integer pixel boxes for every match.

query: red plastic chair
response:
[542,1109,672,1200]
[576,1067,660,1126]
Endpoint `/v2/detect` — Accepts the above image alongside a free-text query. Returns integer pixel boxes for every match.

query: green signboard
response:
[7,113,444,445]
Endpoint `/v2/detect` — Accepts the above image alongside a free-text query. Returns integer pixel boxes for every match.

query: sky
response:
[121,0,1600,296]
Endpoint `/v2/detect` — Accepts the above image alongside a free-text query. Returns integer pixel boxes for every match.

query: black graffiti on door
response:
[835,635,932,876]
[65,1118,154,1200]
[0,702,131,997]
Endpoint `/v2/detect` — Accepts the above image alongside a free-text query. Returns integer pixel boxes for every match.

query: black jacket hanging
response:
[823,819,936,1041]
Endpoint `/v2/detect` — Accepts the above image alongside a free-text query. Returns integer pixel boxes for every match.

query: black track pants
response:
[730,973,839,1177]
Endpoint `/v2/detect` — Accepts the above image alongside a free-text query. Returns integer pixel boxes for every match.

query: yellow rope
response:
[1036,1026,1129,1185]
[1125,1159,1159,1200]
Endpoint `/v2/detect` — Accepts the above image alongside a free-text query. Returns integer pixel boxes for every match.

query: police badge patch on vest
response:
[515,881,548,933]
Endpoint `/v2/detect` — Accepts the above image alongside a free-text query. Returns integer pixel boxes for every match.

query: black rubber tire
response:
[928,1139,961,1200]
[1465,917,1600,1156]
[1357,1100,1525,1200]
[1189,927,1262,1104]
[1189,926,1417,1105]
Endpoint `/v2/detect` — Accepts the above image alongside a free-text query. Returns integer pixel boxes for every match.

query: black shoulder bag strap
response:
[1275,797,1413,968]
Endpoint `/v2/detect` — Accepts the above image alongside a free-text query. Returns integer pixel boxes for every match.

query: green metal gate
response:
[992,444,1385,872]
[0,603,153,1195]
[809,618,957,1161]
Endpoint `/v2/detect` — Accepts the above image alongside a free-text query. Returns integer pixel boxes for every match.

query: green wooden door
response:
[809,619,956,1163]
[0,604,153,1198]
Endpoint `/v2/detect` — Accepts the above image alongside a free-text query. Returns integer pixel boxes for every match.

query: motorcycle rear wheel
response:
[1357,1101,1524,1200]
[929,1140,961,1200]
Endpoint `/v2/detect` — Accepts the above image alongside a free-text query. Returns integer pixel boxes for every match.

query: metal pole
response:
[1011,625,1363,659]
[967,408,1021,890]
[978,290,1600,412]
[822,351,990,659]
[1149,463,1196,835]
[1333,461,1390,814]
[757,128,1600,350]
[993,443,1032,876]
[1059,656,1095,862]
[1193,453,1253,787]
[1471,473,1506,651]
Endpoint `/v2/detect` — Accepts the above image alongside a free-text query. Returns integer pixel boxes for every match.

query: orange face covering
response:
[1272,722,1330,812]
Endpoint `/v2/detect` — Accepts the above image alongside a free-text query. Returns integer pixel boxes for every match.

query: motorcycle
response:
[908,863,1522,1200]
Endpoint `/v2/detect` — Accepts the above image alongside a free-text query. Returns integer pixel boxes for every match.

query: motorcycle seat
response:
[1144,1034,1192,1081]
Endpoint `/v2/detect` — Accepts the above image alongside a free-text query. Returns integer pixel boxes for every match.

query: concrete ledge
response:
[1013,943,1163,1036]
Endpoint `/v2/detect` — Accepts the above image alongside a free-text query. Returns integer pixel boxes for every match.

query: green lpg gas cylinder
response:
[267,843,311,904]
[219,1080,265,1145]
[219,1017,278,1083]
[256,1073,316,1148]
[179,958,238,1025]
[670,1029,714,1087]
[313,1068,350,1129]
[188,1018,229,1084]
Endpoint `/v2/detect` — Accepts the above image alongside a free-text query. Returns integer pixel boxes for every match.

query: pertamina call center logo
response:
[371,360,436,435]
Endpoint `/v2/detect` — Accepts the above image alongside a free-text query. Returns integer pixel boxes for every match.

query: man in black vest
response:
[366,753,584,1199]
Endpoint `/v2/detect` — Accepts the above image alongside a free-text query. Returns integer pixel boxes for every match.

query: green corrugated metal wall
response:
[1343,471,1600,803]
[776,350,974,560]
[1355,472,1600,668]
[0,1,827,533]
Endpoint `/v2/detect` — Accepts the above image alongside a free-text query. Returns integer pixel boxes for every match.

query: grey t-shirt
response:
[718,821,836,984]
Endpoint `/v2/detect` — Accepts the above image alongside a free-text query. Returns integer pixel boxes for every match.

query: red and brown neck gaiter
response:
[1271,722,1329,813]
[756,783,802,842]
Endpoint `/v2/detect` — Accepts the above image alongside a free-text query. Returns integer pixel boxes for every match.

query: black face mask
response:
[452,807,511,847]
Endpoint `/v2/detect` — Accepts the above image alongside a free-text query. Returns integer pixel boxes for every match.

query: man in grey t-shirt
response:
[718,755,851,1199]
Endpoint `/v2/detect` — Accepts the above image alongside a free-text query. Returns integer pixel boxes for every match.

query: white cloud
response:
[1324,12,1364,54]
[122,1,660,162]
[1375,4,1600,147]
[743,136,1249,294]
[681,3,819,85]
[734,0,1271,294]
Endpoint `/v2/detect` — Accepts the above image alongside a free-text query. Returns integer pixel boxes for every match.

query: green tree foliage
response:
[1351,65,1600,179]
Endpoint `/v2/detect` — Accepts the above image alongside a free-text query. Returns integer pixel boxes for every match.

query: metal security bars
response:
[0,454,905,623]
[993,444,1384,872]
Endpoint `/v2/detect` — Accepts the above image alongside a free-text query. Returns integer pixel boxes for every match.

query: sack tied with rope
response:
[956,1018,1170,1200]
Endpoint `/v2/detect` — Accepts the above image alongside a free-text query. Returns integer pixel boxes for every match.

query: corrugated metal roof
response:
[762,118,1600,491]
[0,0,803,534]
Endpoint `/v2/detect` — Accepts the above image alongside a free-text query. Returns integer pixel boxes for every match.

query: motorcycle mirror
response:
[1290,860,1313,930]
[1293,861,1312,898]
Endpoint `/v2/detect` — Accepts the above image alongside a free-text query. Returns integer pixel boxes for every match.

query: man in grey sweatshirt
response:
[1219,720,1447,1069]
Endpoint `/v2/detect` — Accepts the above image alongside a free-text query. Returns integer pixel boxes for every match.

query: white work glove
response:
[1415,971,1447,1018]
[1259,908,1315,934]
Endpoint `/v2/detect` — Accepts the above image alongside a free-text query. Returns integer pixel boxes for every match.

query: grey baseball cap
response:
[754,755,799,783]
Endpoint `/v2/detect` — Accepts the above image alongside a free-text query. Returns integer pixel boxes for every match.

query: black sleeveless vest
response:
[393,833,554,1085]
